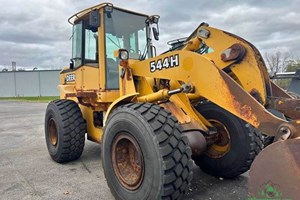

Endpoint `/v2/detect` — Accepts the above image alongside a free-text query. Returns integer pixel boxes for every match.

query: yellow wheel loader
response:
[44,3,300,199]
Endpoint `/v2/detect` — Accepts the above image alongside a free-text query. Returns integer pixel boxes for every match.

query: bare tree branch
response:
[265,51,291,74]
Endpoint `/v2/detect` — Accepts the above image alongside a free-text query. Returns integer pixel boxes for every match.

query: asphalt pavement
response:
[0,100,248,200]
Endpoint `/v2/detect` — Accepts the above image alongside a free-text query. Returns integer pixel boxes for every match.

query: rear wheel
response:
[102,103,193,200]
[45,99,86,163]
[194,103,263,178]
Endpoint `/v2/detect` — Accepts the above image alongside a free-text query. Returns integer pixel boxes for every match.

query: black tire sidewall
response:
[45,100,86,162]
[102,110,163,200]
[45,102,63,159]
[196,104,252,177]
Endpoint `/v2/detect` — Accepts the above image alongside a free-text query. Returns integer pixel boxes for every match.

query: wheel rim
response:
[205,119,231,158]
[112,133,144,190]
[48,118,58,146]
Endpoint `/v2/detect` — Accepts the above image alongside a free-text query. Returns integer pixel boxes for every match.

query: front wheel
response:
[102,103,193,200]
[194,103,263,178]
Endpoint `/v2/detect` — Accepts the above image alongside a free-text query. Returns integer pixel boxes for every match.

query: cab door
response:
[61,16,100,92]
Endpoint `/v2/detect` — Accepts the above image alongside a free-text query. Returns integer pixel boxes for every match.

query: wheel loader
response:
[45,3,300,199]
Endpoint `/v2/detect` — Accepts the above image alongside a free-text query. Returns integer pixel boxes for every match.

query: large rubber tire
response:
[102,103,193,200]
[194,103,263,178]
[45,99,86,163]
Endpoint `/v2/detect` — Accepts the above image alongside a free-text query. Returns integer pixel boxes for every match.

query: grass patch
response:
[0,96,59,102]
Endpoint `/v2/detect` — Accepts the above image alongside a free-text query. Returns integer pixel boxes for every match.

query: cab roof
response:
[68,2,150,25]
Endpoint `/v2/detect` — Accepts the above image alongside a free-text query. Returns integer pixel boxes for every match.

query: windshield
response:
[104,8,148,89]
[105,9,148,60]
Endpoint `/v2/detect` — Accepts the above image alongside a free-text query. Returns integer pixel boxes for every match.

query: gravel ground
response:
[0,100,248,200]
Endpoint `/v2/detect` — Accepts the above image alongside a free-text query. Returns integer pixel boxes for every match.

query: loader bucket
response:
[248,139,300,199]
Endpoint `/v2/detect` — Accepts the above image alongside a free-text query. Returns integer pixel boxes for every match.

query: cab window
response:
[85,29,98,63]
[71,19,99,68]
[72,22,83,68]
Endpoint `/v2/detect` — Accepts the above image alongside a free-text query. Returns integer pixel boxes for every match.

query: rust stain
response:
[269,97,300,119]
[76,90,97,98]
[249,139,300,199]
[220,43,246,62]
[270,81,292,98]
[122,76,126,95]
[112,134,144,191]
[65,93,76,98]
[233,100,259,127]
[120,60,132,81]
[216,69,260,127]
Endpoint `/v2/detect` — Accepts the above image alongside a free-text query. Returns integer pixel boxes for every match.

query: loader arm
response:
[131,50,300,139]
[173,24,272,106]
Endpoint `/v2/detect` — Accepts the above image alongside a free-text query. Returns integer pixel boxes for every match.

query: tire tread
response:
[46,99,86,163]
[119,103,193,200]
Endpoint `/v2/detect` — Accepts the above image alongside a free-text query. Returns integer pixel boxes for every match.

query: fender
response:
[103,93,139,126]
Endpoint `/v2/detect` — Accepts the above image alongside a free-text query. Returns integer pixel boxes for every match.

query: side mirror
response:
[152,27,159,40]
[89,10,100,31]
[149,15,160,41]
[70,59,74,69]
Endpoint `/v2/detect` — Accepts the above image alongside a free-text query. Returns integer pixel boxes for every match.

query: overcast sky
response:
[0,0,299,70]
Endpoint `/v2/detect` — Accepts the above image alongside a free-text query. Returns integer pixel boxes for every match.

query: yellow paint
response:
[169,93,210,131]
[99,8,107,92]
[98,91,120,102]
[104,93,138,125]
[210,143,230,153]
[137,89,169,102]
[182,37,202,51]
[80,105,103,143]
[59,4,295,145]
[200,26,269,105]
[131,50,286,134]
[81,66,100,90]
[183,57,193,71]
[135,77,154,96]
[68,3,149,25]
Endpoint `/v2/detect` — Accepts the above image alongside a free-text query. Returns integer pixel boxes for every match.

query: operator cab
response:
[68,3,159,90]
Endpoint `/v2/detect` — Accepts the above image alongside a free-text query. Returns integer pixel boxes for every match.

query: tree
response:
[286,60,300,72]
[265,51,291,74]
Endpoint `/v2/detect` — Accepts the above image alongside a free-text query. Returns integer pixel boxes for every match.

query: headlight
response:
[118,49,129,60]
